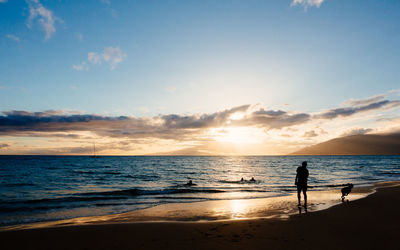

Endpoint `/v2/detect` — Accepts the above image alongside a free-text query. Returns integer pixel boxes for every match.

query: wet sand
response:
[1,181,399,249]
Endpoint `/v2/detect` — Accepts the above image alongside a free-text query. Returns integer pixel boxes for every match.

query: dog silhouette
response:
[341,183,354,202]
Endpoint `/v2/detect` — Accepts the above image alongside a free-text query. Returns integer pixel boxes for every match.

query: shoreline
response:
[0,181,381,231]
[1,181,400,249]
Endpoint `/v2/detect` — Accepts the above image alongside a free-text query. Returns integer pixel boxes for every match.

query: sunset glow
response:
[0,0,399,155]
[212,127,267,145]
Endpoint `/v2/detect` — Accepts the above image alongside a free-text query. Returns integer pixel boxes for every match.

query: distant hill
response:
[291,133,400,155]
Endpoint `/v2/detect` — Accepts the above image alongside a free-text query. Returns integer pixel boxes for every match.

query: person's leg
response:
[297,186,301,206]
[303,187,307,206]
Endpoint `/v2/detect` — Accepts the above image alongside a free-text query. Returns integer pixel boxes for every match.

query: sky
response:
[0,0,399,155]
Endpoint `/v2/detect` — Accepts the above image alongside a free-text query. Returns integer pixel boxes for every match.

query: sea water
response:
[0,155,399,226]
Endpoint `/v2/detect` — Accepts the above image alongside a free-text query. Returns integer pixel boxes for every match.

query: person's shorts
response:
[297,184,307,192]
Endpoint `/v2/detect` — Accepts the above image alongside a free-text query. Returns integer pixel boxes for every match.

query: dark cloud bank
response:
[0,98,399,140]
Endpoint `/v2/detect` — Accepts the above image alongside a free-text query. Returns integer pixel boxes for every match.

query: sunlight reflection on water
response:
[0,155,398,226]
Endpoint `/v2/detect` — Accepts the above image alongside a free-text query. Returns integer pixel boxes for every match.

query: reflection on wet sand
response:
[2,187,372,231]
[298,205,307,214]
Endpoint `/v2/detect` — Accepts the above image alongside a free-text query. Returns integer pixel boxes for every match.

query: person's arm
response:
[295,171,298,185]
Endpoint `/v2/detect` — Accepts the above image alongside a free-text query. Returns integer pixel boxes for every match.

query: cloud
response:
[88,52,102,64]
[291,0,324,8]
[1,91,399,155]
[315,100,400,119]
[303,130,318,138]
[0,110,127,126]
[76,47,126,71]
[110,9,118,19]
[99,0,118,18]
[0,143,9,149]
[341,128,373,137]
[72,62,87,71]
[27,0,60,40]
[0,0,8,3]
[388,89,400,96]
[6,34,20,43]
[159,105,251,130]
[243,109,311,129]
[102,47,126,70]
[2,94,399,141]
[75,32,83,42]
[343,94,385,107]
[0,105,313,142]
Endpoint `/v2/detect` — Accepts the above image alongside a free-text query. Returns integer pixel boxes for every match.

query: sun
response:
[210,127,266,145]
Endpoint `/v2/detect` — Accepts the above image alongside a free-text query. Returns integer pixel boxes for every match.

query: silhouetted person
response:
[185,180,197,186]
[240,177,244,182]
[250,177,256,182]
[295,161,309,207]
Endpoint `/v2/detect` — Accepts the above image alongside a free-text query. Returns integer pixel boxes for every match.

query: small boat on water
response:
[90,143,100,158]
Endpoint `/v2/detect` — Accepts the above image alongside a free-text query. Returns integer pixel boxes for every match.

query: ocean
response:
[0,155,399,226]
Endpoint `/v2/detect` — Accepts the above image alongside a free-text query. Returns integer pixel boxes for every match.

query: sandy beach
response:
[1,181,399,250]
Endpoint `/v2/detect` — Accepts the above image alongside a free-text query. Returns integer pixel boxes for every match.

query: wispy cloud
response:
[75,32,83,42]
[6,34,20,43]
[291,0,325,9]
[303,130,318,138]
[341,127,373,137]
[72,62,87,71]
[27,0,60,40]
[315,100,400,119]
[88,52,102,65]
[74,47,126,71]
[388,89,400,96]
[102,47,126,70]
[0,0,8,3]
[343,94,385,107]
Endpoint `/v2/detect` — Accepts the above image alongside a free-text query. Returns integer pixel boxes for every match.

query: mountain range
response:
[291,133,400,155]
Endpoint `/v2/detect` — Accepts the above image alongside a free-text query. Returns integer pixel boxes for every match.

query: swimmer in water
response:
[186,180,196,186]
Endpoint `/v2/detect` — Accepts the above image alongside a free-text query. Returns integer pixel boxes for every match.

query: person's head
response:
[302,161,307,168]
